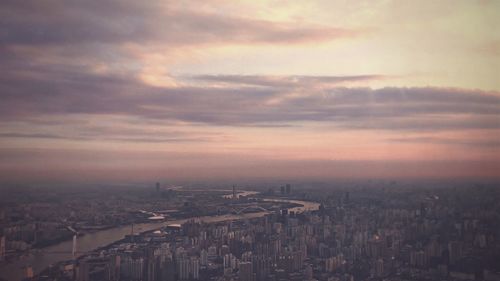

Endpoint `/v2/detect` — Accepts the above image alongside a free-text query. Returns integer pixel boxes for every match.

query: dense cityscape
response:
[1,181,499,281]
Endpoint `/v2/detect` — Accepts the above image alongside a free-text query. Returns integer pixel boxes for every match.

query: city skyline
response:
[1,0,499,183]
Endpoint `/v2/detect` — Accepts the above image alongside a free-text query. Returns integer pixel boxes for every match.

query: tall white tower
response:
[72,234,77,260]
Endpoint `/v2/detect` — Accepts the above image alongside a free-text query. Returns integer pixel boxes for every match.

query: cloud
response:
[187,74,386,88]
[477,40,500,56]
[1,62,499,132]
[0,0,499,139]
[0,115,226,143]
[388,136,500,148]
[0,133,73,140]
[0,132,214,143]
[0,0,368,136]
[0,0,359,47]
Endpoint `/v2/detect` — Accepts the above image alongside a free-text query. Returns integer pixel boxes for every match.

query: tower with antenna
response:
[65,226,78,262]
[72,235,77,260]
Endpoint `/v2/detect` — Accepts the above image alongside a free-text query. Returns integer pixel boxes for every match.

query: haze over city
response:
[2,2,500,281]
[1,0,499,184]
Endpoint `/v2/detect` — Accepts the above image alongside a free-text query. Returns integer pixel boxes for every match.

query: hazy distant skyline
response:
[1,0,499,183]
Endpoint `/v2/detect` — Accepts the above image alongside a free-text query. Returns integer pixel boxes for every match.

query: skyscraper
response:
[191,257,200,280]
[304,264,313,280]
[448,241,463,265]
[375,258,384,277]
[200,249,208,266]
[178,258,190,280]
[239,261,254,281]
[0,236,5,261]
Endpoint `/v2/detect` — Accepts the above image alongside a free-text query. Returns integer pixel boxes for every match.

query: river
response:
[0,191,319,281]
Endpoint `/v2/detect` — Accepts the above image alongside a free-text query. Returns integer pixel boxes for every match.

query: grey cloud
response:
[339,115,500,131]
[1,61,499,132]
[388,136,500,148]
[0,0,160,45]
[0,133,74,140]
[188,75,385,88]
[0,130,218,143]
[0,0,357,47]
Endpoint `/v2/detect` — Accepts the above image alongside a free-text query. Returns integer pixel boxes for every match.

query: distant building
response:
[166,224,181,234]
[304,264,313,280]
[252,255,272,281]
[176,256,200,280]
[239,261,254,281]
[280,186,285,194]
[191,257,200,280]
[375,258,384,277]
[199,249,207,266]
[286,184,291,194]
[178,258,190,280]
[25,266,34,279]
[448,241,463,265]
[0,236,5,261]
[77,256,118,281]
[120,256,143,280]
[156,182,160,193]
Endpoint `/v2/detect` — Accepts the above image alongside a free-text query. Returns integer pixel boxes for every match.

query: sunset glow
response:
[1,0,499,183]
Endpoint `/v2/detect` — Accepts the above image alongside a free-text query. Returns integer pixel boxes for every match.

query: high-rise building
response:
[72,234,77,260]
[162,258,176,281]
[191,257,200,280]
[221,244,230,256]
[414,250,426,268]
[208,245,217,257]
[156,182,160,193]
[77,256,117,281]
[239,261,254,281]
[178,258,190,280]
[278,253,299,274]
[304,264,313,280]
[26,266,34,279]
[0,236,5,261]
[200,249,208,266]
[176,256,201,280]
[448,241,463,265]
[252,255,271,281]
[120,256,144,281]
[375,258,384,277]
[286,184,291,194]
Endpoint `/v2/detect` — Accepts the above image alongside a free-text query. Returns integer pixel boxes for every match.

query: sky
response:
[0,0,499,183]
